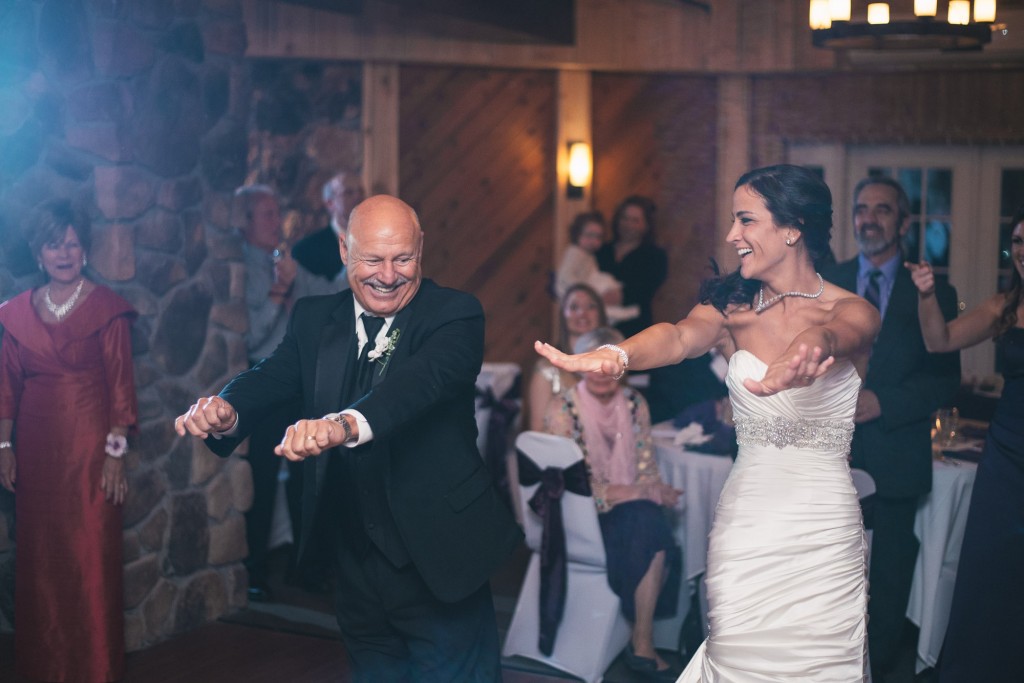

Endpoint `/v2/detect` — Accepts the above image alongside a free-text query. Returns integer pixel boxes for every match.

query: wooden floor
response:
[0,622,577,683]
[0,540,931,683]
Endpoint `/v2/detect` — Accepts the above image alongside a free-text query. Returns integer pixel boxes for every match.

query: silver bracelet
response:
[598,344,629,380]
[0,440,11,450]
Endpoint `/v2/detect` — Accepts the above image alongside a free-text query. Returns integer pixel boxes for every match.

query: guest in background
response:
[555,211,638,326]
[907,205,1024,683]
[596,195,667,338]
[645,349,729,426]
[235,184,335,600]
[545,327,681,681]
[528,283,607,431]
[822,176,960,680]
[0,199,137,682]
[292,170,365,287]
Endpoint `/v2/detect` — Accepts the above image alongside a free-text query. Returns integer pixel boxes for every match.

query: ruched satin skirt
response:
[677,443,868,682]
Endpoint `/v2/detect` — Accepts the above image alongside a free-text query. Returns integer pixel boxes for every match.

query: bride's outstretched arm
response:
[535,303,727,378]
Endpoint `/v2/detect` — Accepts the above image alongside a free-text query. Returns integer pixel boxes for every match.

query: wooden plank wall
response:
[592,73,720,326]
[751,69,1024,160]
[399,65,556,373]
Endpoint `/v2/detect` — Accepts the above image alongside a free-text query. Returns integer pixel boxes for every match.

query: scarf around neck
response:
[575,381,637,485]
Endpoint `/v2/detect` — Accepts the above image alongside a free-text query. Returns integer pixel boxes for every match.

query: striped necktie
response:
[864,269,882,310]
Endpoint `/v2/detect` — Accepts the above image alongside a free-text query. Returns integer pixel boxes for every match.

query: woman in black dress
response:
[596,196,667,338]
[907,204,1024,682]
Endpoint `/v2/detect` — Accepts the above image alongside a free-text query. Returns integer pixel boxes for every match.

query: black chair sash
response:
[516,448,592,656]
[476,382,521,498]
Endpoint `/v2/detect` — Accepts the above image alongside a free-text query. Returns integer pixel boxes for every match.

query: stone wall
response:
[245,59,363,240]
[0,0,253,651]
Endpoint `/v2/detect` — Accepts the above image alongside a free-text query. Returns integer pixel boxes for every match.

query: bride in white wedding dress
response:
[536,164,880,682]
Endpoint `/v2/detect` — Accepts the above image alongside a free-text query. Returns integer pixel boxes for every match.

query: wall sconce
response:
[566,141,592,199]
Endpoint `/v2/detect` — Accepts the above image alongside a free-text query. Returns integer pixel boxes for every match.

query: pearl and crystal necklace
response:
[44,278,85,321]
[755,272,825,313]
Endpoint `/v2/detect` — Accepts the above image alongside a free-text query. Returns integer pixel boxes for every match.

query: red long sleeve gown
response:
[0,286,137,682]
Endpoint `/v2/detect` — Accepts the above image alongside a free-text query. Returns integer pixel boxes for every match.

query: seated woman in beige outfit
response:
[545,327,682,681]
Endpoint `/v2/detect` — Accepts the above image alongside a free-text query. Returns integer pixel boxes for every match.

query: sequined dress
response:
[677,350,868,682]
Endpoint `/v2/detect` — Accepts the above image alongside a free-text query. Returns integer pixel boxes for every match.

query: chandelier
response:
[810,1,997,51]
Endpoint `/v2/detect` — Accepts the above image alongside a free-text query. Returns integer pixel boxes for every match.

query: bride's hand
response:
[743,343,834,397]
[534,340,626,378]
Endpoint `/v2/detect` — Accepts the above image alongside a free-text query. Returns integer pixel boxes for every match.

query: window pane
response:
[1000,169,1024,216]
[926,169,952,215]
[804,165,825,181]
[999,219,1014,269]
[899,168,923,214]
[925,220,950,267]
[902,220,921,263]
[867,167,889,179]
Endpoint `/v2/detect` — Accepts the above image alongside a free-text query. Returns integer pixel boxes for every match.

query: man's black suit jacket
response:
[207,279,523,603]
[823,261,961,498]
[292,225,343,282]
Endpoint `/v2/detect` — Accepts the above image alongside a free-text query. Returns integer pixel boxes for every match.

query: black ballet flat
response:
[623,643,658,673]
[623,644,681,681]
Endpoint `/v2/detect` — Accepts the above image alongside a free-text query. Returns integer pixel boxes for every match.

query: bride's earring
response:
[785,237,792,245]
[82,255,88,268]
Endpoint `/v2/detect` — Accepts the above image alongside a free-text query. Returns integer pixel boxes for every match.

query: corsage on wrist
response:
[106,433,128,459]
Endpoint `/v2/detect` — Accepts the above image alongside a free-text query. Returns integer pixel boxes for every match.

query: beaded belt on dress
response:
[734,416,854,450]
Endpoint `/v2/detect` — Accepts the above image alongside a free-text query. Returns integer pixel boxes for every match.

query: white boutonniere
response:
[367,327,401,374]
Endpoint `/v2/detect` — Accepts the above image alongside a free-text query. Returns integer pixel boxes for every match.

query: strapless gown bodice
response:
[677,350,868,682]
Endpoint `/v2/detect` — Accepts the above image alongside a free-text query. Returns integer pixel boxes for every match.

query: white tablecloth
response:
[906,458,977,673]
[653,439,733,637]
[654,437,977,669]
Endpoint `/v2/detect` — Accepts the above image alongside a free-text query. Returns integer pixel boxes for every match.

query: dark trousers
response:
[244,401,302,584]
[867,496,920,672]
[333,541,501,683]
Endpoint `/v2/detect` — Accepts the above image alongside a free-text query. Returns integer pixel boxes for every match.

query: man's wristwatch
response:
[323,412,353,444]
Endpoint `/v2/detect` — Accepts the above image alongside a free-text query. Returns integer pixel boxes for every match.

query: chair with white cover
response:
[501,431,631,683]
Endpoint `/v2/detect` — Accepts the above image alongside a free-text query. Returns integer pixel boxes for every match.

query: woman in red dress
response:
[0,199,137,682]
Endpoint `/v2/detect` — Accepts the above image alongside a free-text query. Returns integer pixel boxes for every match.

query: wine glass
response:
[934,407,959,448]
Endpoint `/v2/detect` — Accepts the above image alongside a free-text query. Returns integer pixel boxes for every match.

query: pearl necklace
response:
[44,278,85,321]
[755,273,824,313]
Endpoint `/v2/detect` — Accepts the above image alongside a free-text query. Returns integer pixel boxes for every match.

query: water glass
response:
[934,407,959,447]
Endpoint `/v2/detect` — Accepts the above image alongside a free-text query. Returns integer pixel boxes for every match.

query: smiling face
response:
[562,288,602,338]
[853,182,908,264]
[342,196,423,317]
[582,369,621,400]
[247,195,282,252]
[576,221,605,253]
[727,184,791,280]
[39,226,85,285]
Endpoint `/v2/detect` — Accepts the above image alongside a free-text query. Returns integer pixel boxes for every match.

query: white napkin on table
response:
[674,422,713,447]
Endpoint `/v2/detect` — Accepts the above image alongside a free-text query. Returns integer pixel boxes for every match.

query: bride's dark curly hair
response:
[995,203,1024,337]
[700,165,833,314]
